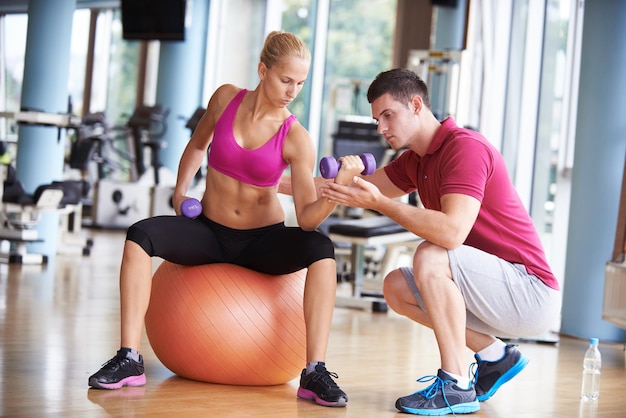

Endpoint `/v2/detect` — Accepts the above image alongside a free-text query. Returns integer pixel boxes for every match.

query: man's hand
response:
[321,176,383,210]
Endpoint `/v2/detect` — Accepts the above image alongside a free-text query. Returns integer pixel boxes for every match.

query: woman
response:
[88,31,362,408]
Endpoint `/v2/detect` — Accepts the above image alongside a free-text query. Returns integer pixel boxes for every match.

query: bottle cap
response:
[589,337,599,345]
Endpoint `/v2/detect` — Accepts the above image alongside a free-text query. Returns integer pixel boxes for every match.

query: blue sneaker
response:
[473,343,529,401]
[395,369,480,416]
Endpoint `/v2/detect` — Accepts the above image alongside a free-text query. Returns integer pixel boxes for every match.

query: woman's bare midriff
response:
[201,168,286,230]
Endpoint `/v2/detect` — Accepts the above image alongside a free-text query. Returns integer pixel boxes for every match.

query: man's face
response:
[371,93,417,150]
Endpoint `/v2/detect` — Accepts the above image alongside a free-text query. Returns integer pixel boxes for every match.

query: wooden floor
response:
[1,228,625,417]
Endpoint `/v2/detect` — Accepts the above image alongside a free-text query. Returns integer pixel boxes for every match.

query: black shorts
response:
[126,215,334,275]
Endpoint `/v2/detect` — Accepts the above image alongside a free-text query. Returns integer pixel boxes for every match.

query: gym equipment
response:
[330,118,390,168]
[183,107,207,185]
[317,116,414,309]
[407,49,463,121]
[145,262,306,385]
[150,186,176,217]
[69,111,137,184]
[55,180,94,256]
[319,153,376,179]
[151,186,204,218]
[88,106,173,228]
[327,216,421,312]
[88,106,207,227]
[149,107,207,219]
[0,164,65,264]
[92,179,152,229]
[181,198,201,218]
[150,108,206,218]
[185,107,206,134]
[126,105,169,184]
[0,110,93,258]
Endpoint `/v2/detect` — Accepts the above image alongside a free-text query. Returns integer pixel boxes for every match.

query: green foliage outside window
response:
[281,0,396,151]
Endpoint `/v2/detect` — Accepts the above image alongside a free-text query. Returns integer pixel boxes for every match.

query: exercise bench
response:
[0,164,66,264]
[328,215,421,312]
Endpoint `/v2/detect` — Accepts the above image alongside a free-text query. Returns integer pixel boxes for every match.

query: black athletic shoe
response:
[473,344,529,401]
[297,363,348,407]
[395,369,480,416]
[88,349,146,390]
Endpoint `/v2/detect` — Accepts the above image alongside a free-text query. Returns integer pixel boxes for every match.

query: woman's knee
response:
[126,220,155,256]
[121,239,150,269]
[303,232,335,265]
[308,257,336,274]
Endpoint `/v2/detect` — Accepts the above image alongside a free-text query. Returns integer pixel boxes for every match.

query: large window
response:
[2,0,396,150]
[2,2,581,274]
[280,0,396,133]
[0,8,141,123]
[68,9,90,116]
[531,0,576,235]
[530,0,581,283]
[279,0,317,130]
[319,0,397,157]
[103,9,140,125]
[461,0,581,289]
[497,0,580,282]
[1,14,27,140]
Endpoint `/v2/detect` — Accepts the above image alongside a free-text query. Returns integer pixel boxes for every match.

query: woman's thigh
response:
[126,215,224,265]
[233,226,335,275]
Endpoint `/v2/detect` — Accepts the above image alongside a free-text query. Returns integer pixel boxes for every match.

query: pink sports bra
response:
[208,89,294,187]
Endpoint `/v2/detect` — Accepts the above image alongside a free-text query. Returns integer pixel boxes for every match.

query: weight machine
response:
[0,164,64,264]
[72,106,204,229]
[150,106,207,218]
[81,105,169,229]
[0,109,93,263]
[406,49,463,120]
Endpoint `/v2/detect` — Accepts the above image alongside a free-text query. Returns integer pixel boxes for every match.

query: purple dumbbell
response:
[181,198,202,218]
[319,153,376,179]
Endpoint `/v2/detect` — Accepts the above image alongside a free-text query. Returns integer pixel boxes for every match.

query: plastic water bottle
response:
[580,337,601,401]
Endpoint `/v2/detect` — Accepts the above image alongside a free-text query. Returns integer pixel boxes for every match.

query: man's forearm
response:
[278,175,293,195]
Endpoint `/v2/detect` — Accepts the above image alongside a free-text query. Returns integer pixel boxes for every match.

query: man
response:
[320,68,561,416]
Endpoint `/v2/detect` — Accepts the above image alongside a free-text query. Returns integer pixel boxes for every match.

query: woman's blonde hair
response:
[259,31,311,68]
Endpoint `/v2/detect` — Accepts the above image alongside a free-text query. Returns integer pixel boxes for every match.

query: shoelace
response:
[101,353,129,370]
[311,369,341,390]
[469,361,479,386]
[416,374,455,415]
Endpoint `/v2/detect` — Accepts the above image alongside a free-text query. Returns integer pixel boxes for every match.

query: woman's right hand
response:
[172,194,188,216]
[334,154,367,185]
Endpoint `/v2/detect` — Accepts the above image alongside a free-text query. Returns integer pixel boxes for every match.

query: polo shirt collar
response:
[425,117,456,155]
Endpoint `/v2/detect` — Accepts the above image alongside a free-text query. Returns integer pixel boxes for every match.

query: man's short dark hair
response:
[367,68,431,110]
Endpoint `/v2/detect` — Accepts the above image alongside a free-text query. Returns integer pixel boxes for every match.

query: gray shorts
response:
[400,244,561,338]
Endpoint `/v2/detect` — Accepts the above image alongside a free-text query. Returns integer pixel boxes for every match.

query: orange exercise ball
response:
[145,262,307,386]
